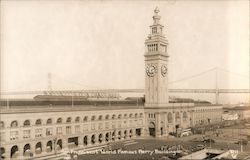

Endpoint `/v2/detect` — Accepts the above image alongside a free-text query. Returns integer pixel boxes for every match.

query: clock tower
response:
[145,7,169,107]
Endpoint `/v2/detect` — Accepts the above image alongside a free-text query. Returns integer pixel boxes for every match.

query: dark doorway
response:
[160,127,163,135]
[0,147,5,159]
[23,144,31,155]
[84,136,88,146]
[35,142,42,154]
[118,131,121,140]
[149,128,155,137]
[1,147,5,159]
[149,122,156,137]
[91,135,96,144]
[47,141,53,152]
[136,128,141,136]
[124,130,127,139]
[112,132,115,141]
[57,139,62,150]
[99,134,103,143]
[106,133,109,142]
[68,137,78,146]
[11,146,18,158]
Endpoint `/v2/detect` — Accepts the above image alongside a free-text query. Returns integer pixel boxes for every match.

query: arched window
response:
[112,114,116,119]
[98,115,102,121]
[23,120,30,127]
[0,121,4,128]
[75,117,80,123]
[11,121,18,128]
[129,113,133,118]
[118,114,122,119]
[35,142,42,154]
[35,119,42,125]
[167,113,173,123]
[66,117,71,123]
[139,113,143,118]
[124,114,127,118]
[0,147,5,158]
[105,115,109,120]
[91,116,96,121]
[83,116,88,122]
[135,113,138,118]
[11,145,18,158]
[23,143,31,155]
[46,118,52,124]
[57,118,62,124]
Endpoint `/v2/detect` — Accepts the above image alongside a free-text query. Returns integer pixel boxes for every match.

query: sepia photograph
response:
[0,0,249,159]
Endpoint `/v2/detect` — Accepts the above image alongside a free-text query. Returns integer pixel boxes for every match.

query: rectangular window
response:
[66,126,71,134]
[10,131,18,141]
[111,122,116,129]
[46,128,53,136]
[129,120,133,127]
[75,125,80,133]
[117,121,122,128]
[123,121,127,127]
[91,124,95,130]
[23,130,31,139]
[83,124,88,132]
[56,127,62,135]
[35,129,42,137]
[152,27,157,34]
[105,122,109,130]
[98,123,103,130]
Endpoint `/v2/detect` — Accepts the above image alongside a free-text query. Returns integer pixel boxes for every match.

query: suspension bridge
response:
[1,67,249,104]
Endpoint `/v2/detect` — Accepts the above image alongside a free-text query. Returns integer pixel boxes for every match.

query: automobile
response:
[190,144,205,152]
[235,140,248,145]
[203,138,215,143]
[196,144,205,150]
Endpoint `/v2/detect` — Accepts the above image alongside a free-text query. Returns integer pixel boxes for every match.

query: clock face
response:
[146,64,157,77]
[161,65,168,77]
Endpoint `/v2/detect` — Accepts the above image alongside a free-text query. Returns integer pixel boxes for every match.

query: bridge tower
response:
[144,7,169,107]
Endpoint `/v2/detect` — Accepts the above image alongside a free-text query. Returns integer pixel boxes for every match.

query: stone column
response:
[172,111,176,134]
[180,111,183,128]
[155,112,161,137]
[19,144,24,159]
[88,134,93,146]
[62,138,68,150]
[120,130,124,140]
[78,136,83,148]
[4,146,10,160]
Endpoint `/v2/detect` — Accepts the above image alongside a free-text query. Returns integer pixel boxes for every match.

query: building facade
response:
[0,8,223,160]
[0,107,145,159]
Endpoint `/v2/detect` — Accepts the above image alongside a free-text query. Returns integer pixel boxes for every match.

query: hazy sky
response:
[1,1,249,102]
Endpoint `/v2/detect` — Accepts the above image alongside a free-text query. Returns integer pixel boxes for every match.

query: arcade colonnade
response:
[0,108,144,159]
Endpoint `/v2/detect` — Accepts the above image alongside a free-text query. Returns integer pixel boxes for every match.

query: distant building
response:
[222,113,239,121]
[223,106,250,120]
[0,8,222,160]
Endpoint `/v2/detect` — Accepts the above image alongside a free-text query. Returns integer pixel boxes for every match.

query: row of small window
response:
[148,44,158,52]
[0,113,144,128]
[148,112,188,120]
[2,120,143,142]
[195,108,220,112]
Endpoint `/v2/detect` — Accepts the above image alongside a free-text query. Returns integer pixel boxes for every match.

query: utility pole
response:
[48,73,52,94]
[215,67,219,105]
[71,91,74,107]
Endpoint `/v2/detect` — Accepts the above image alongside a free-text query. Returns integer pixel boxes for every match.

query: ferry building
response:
[0,8,222,160]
